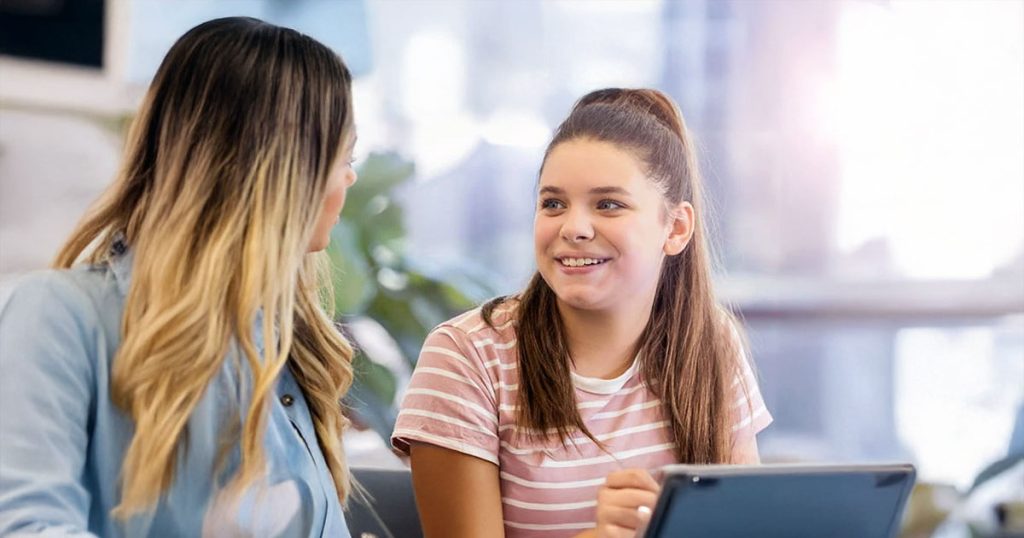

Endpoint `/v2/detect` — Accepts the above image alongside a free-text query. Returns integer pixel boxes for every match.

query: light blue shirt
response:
[0,249,351,537]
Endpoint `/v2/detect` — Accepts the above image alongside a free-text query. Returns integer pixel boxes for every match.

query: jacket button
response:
[281,394,295,407]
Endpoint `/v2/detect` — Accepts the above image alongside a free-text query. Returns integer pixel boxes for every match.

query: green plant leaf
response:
[351,352,399,407]
[327,221,375,315]
[342,152,415,221]
[362,204,406,252]
[327,151,500,442]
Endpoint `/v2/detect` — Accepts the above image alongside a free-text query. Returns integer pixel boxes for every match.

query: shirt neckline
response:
[571,354,640,395]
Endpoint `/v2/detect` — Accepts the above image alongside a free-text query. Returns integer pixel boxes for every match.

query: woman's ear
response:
[664,201,695,256]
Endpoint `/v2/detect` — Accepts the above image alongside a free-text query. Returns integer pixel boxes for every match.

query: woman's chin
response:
[306,237,329,253]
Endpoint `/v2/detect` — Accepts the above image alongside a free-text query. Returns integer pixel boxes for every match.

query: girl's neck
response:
[557,298,652,380]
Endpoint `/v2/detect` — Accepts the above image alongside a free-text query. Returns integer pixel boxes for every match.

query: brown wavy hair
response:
[54,17,356,516]
[484,88,747,464]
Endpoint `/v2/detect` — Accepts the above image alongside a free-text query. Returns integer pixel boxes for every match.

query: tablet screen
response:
[642,464,915,538]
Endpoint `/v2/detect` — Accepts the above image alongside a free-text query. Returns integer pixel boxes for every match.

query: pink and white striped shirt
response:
[391,303,772,537]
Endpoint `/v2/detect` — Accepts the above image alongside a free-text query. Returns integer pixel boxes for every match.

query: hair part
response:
[484,88,747,463]
[54,17,356,516]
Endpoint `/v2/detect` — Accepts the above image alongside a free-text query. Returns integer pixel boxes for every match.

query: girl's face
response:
[535,139,693,314]
[308,133,358,253]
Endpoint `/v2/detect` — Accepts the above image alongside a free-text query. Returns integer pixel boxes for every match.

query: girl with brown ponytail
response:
[393,88,772,538]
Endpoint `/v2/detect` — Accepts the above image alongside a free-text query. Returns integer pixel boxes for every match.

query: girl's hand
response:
[593,468,661,538]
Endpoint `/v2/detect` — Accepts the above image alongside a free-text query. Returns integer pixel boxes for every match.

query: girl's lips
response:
[555,258,609,275]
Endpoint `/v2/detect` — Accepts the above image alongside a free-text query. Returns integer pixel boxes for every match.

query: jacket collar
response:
[108,236,134,297]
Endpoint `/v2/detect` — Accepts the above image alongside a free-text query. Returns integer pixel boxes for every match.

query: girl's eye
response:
[597,199,625,210]
[539,198,566,210]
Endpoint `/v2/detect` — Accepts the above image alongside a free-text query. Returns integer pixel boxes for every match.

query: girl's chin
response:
[553,292,609,312]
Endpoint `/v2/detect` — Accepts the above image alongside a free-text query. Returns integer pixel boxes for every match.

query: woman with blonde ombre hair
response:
[0,17,359,536]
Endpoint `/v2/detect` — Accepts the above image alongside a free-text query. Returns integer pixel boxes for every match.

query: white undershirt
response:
[571,355,640,395]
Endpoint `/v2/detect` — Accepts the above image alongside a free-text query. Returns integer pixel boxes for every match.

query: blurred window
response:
[351,0,1024,490]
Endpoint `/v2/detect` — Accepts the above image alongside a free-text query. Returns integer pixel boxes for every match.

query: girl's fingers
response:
[604,468,660,492]
[597,504,653,530]
[597,485,659,511]
[594,470,661,537]
[594,523,638,538]
[596,488,659,528]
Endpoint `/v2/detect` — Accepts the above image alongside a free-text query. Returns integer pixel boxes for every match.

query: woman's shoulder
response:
[0,264,124,354]
[3,260,123,310]
[0,265,124,399]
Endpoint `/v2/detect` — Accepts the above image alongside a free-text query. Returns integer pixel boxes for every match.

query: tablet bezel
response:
[640,463,916,538]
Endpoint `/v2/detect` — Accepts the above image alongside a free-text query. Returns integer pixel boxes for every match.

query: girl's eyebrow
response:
[589,186,631,196]
[538,185,632,196]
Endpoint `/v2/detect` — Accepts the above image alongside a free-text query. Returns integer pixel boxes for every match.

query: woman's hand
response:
[592,468,661,538]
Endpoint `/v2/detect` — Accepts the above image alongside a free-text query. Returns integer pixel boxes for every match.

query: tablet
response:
[638,463,916,538]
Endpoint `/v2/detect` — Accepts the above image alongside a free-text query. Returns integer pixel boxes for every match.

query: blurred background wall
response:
[1,0,1022,532]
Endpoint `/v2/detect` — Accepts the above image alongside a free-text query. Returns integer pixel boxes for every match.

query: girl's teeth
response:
[562,258,603,267]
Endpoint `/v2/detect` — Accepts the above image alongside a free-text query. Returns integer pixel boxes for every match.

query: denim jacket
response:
[0,248,350,537]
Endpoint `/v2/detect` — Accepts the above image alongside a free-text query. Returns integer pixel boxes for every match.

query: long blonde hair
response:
[54,17,356,516]
[484,88,746,463]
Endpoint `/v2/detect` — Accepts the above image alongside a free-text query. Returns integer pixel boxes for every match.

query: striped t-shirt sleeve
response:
[392,327,501,465]
[729,343,773,449]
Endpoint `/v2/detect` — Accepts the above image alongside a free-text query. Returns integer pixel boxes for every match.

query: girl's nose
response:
[560,209,594,243]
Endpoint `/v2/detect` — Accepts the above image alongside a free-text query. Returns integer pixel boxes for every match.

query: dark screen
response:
[0,0,104,67]
[647,469,914,538]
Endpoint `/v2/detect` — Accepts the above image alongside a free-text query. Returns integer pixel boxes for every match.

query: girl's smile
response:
[554,252,613,273]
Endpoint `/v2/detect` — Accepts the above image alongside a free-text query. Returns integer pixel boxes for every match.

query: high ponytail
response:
[574,88,687,143]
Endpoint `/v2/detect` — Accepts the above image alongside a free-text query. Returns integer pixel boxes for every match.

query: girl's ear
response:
[664,202,695,256]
